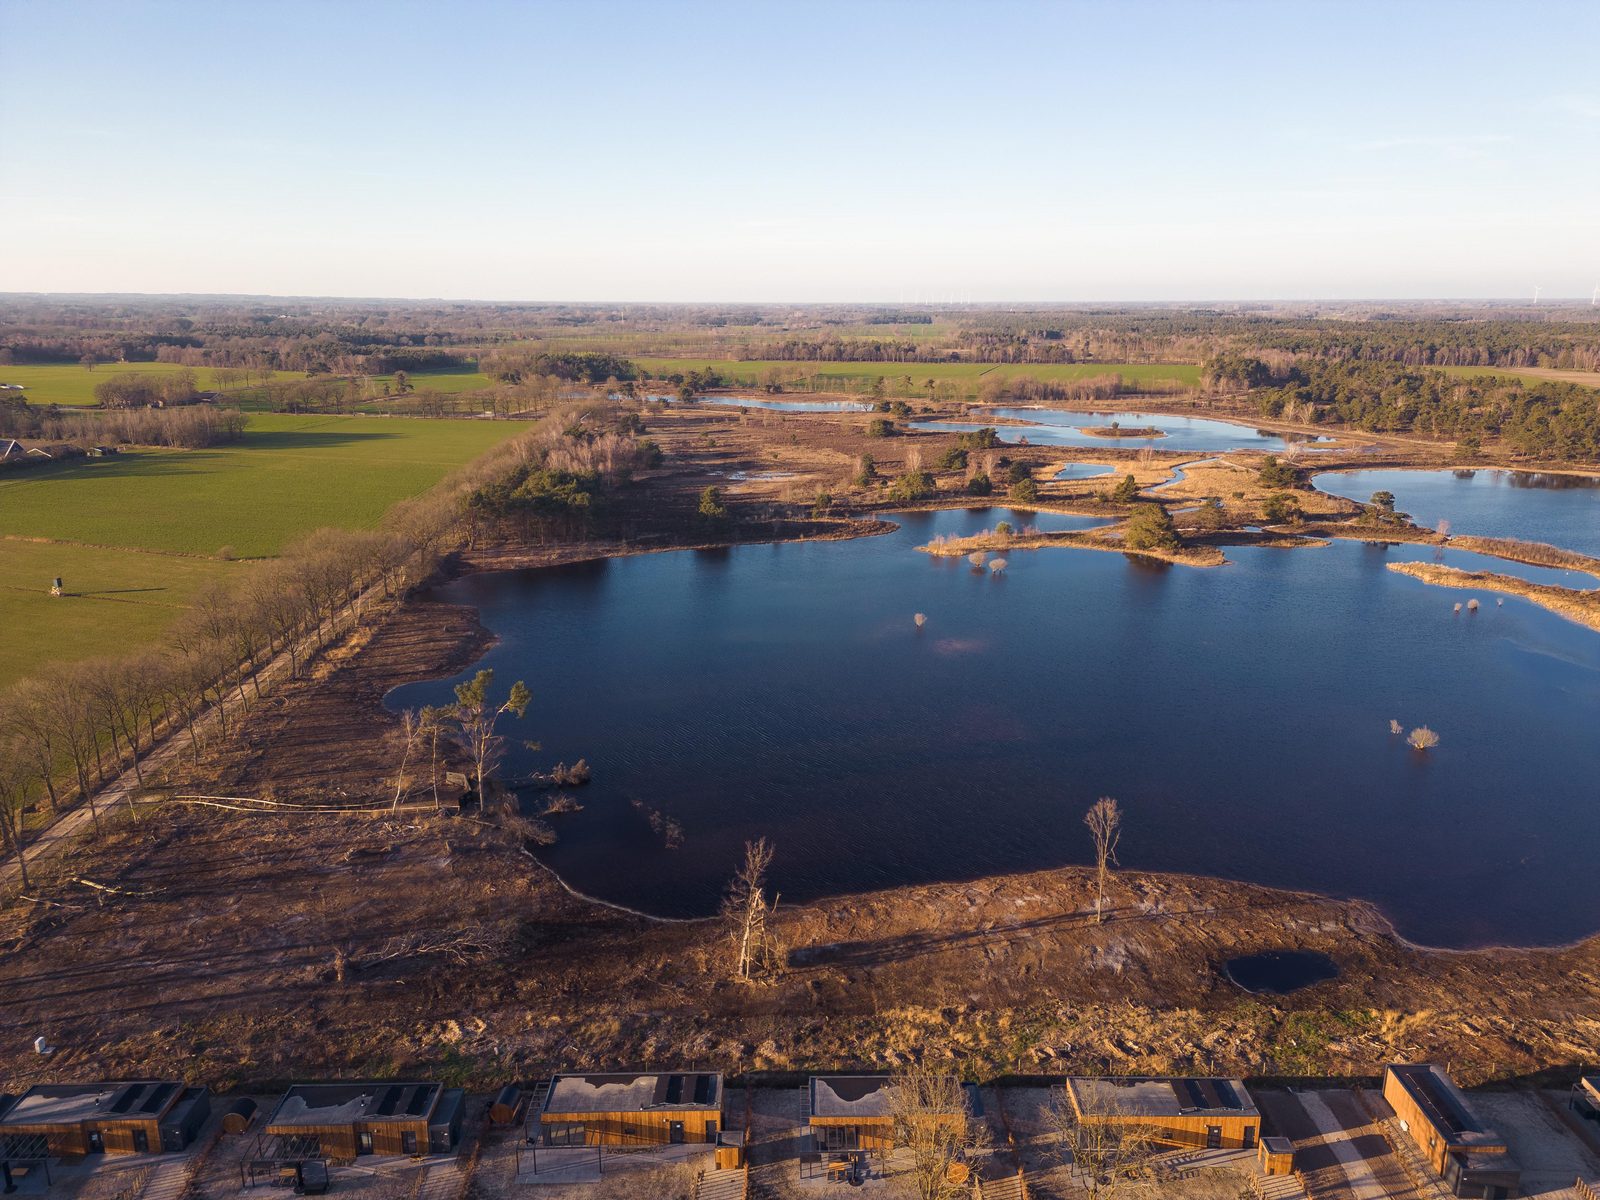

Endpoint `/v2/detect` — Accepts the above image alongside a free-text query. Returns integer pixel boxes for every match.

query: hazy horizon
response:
[4,0,1598,302]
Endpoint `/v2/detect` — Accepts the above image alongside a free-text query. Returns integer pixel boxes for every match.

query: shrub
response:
[1111,474,1141,502]
[866,418,894,438]
[956,427,1000,449]
[1009,477,1039,503]
[994,521,1014,536]
[1407,726,1440,751]
[965,472,993,496]
[812,490,833,515]
[698,486,728,520]
[1189,498,1225,530]
[1005,461,1033,485]
[937,447,969,470]
[886,470,937,502]
[1258,454,1302,488]
[1124,504,1180,552]
[854,454,877,486]
[1262,492,1303,524]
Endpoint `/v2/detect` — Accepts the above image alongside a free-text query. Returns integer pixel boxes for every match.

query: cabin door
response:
[132,1129,149,1153]
[705,1120,718,1145]
[357,1131,374,1156]
[1206,1126,1222,1149]
[669,1122,685,1144]
[1242,1127,1255,1150]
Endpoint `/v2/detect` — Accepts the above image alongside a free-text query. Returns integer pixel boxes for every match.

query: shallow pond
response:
[1054,462,1117,481]
[391,508,1600,949]
[1223,950,1339,994]
[911,409,1331,453]
[1315,468,1600,560]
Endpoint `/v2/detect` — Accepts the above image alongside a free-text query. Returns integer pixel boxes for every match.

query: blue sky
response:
[2,0,1597,301]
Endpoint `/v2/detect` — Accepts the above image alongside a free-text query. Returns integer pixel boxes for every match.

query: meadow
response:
[0,412,527,684]
[0,362,493,408]
[634,357,1201,390]
[0,542,241,689]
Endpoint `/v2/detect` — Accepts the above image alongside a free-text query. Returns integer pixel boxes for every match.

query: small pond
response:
[1223,950,1340,994]
[910,409,1331,452]
[1314,468,1600,559]
[686,395,874,413]
[390,507,1600,949]
[1054,462,1117,481]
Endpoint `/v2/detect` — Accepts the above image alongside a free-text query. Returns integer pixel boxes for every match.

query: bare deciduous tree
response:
[886,1068,988,1200]
[1084,796,1122,923]
[722,837,781,983]
[1047,1080,1159,1200]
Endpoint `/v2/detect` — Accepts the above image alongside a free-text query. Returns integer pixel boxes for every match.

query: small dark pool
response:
[1223,950,1339,994]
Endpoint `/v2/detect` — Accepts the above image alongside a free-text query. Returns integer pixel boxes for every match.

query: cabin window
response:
[402,1132,417,1155]
[132,1130,149,1153]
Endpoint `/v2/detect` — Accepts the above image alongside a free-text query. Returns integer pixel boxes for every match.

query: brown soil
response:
[4,399,1600,1095]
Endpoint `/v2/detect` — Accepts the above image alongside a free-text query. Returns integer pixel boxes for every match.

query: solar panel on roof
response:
[377,1087,402,1117]
[693,1076,713,1105]
[406,1087,433,1116]
[665,1076,684,1105]
[109,1086,141,1114]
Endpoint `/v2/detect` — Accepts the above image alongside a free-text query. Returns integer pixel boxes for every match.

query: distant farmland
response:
[0,361,492,407]
[634,357,1201,391]
[0,412,527,684]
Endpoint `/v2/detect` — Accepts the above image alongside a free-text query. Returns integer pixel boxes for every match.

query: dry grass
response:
[1386,561,1600,633]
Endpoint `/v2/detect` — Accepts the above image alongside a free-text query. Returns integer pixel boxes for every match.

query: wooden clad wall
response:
[1383,1072,1457,1177]
[541,1109,721,1146]
[1086,1111,1260,1151]
[265,1121,432,1160]
[93,1119,163,1155]
[809,1115,907,1152]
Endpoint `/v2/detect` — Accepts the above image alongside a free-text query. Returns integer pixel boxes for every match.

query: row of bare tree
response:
[0,408,604,887]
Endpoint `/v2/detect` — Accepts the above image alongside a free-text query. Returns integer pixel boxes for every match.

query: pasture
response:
[0,414,527,557]
[0,413,526,685]
[0,362,298,407]
[634,357,1201,390]
[0,541,241,689]
[1438,364,1600,389]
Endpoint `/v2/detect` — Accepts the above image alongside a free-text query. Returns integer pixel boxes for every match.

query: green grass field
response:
[0,414,527,557]
[634,357,1200,389]
[0,541,243,689]
[0,361,493,408]
[1437,364,1600,389]
[0,413,528,686]
[0,362,301,406]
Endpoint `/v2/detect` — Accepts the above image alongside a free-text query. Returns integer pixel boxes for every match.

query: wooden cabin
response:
[538,1072,723,1147]
[264,1083,463,1163]
[1383,1065,1521,1198]
[1061,1077,1261,1151]
[0,1081,209,1158]
[1259,1135,1297,1176]
[805,1075,968,1156]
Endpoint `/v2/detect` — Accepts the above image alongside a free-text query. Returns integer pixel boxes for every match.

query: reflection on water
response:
[390,508,1600,949]
[1315,469,1600,558]
[1054,462,1116,480]
[912,409,1331,453]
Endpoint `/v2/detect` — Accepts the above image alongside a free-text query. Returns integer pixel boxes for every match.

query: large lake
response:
[911,409,1331,452]
[1315,469,1600,559]
[390,508,1600,949]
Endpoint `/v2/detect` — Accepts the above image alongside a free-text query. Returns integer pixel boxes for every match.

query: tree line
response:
[0,407,610,883]
[0,398,247,449]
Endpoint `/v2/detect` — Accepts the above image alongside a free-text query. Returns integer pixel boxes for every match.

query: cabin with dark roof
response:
[0,1081,209,1158]
[1383,1065,1520,1198]
[538,1072,722,1147]
[1573,1075,1600,1122]
[1062,1076,1260,1150]
[263,1082,461,1162]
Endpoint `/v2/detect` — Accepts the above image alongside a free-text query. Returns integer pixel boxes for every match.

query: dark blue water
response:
[911,409,1330,452]
[390,509,1600,948]
[1224,950,1339,994]
[1315,469,1600,559]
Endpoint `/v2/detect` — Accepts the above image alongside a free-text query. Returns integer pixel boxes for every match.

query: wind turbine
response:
[1532,285,1541,305]
[1591,283,1598,307]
